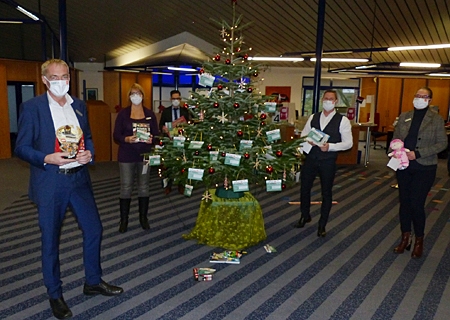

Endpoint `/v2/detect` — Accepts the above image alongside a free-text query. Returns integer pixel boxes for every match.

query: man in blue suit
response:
[15,59,123,319]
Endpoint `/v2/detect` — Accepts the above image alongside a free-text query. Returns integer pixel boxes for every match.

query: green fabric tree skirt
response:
[183,189,266,250]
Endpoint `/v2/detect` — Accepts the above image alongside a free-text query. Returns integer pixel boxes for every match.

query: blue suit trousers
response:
[37,168,103,298]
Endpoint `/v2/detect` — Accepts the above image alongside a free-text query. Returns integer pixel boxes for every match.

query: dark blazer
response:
[15,93,95,206]
[159,106,190,132]
[393,108,447,166]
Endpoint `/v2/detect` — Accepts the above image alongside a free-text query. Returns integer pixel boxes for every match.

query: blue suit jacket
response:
[15,93,95,206]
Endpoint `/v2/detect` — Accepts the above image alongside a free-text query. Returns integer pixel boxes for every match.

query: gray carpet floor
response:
[1,145,450,320]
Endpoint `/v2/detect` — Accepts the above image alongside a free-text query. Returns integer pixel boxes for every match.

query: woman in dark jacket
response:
[113,83,159,233]
[391,87,447,258]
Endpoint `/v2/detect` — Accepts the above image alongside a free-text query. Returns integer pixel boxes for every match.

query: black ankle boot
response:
[138,197,150,230]
[119,198,131,233]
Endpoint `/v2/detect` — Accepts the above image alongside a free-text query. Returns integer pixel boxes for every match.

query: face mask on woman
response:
[130,95,143,105]
[44,77,69,97]
[413,98,428,110]
[322,100,335,112]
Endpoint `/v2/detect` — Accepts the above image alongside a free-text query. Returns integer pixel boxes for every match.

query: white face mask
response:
[44,77,69,97]
[413,98,428,110]
[322,100,335,112]
[172,99,181,107]
[130,95,143,105]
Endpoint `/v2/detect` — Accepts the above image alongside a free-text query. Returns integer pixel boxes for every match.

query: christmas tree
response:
[151,1,303,200]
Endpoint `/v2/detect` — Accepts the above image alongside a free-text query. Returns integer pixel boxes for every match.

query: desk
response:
[183,190,266,250]
[358,122,377,167]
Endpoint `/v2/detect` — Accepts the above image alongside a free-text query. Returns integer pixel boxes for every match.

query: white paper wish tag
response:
[239,140,253,151]
[224,153,242,167]
[188,168,204,181]
[266,179,282,192]
[232,179,249,192]
[210,151,219,161]
[173,136,186,148]
[198,73,215,87]
[264,102,277,113]
[184,184,193,197]
[266,129,281,142]
[387,157,400,171]
[149,155,161,166]
[188,141,205,149]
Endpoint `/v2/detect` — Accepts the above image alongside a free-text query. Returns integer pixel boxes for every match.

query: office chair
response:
[367,113,388,150]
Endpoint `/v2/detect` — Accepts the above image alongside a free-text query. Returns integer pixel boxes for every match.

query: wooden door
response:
[427,79,450,121]
[376,78,402,130]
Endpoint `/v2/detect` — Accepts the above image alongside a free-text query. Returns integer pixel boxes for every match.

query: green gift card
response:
[224,153,241,167]
[264,102,277,113]
[188,141,204,149]
[184,184,193,197]
[173,136,186,148]
[232,179,249,192]
[266,179,282,192]
[266,129,281,142]
[239,140,253,151]
[149,155,161,166]
[188,168,204,181]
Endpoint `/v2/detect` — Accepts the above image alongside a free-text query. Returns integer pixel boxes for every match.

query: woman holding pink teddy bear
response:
[390,87,447,259]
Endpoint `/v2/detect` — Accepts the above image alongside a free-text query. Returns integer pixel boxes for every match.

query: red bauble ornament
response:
[244,152,250,159]
[266,166,273,173]
[247,87,253,93]
[217,84,223,90]
[209,167,215,174]
[233,102,240,108]
[207,144,213,151]
[183,103,189,108]
[194,150,200,156]
[253,71,259,77]
[181,168,186,173]
[276,150,283,157]
[243,53,249,60]
[237,130,243,137]
[260,121,266,126]
[225,59,231,65]
[221,152,226,157]
[199,68,205,74]
[178,128,184,134]
[159,140,164,146]
[213,102,219,108]
[282,183,286,190]
[260,113,267,120]
[214,54,221,61]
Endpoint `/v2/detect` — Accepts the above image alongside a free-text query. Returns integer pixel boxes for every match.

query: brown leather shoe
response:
[49,297,72,319]
[411,236,424,259]
[393,232,411,254]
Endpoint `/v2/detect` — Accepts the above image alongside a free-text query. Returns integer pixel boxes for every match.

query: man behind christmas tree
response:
[295,90,353,237]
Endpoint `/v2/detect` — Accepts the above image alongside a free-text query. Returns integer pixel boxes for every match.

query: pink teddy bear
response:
[388,139,410,170]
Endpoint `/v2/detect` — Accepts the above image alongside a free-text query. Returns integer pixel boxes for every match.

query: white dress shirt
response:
[47,92,83,168]
[301,109,353,152]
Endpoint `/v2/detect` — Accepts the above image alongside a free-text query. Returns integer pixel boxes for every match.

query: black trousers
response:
[300,156,336,227]
[396,165,436,237]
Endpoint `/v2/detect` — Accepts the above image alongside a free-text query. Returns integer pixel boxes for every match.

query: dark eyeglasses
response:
[414,94,430,99]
